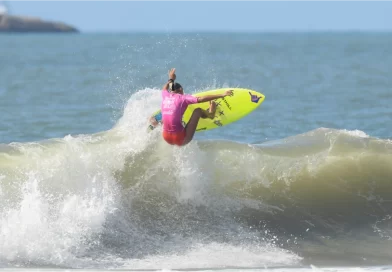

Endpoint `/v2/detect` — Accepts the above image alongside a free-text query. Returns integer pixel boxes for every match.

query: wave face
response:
[1,89,392,269]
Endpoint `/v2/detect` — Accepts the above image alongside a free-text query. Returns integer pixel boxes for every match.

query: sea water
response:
[0,32,392,271]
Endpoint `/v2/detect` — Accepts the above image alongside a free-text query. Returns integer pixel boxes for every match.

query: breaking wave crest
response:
[1,89,392,269]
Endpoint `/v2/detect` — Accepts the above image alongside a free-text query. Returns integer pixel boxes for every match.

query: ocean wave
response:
[1,89,392,268]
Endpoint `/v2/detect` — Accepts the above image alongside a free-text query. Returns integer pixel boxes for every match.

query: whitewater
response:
[1,89,392,272]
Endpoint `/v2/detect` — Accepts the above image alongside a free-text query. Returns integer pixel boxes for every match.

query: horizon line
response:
[79,29,392,33]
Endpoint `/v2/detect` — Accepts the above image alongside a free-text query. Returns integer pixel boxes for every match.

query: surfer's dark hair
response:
[170,82,182,92]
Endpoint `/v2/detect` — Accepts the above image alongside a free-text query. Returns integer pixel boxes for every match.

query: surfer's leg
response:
[182,102,217,146]
[182,108,203,145]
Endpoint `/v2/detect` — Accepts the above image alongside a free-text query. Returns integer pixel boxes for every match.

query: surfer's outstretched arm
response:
[162,68,176,90]
[197,90,233,103]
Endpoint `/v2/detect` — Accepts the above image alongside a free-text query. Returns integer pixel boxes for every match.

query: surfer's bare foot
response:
[200,101,217,119]
[208,101,217,119]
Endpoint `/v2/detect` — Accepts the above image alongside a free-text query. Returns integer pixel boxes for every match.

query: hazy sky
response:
[6,1,392,32]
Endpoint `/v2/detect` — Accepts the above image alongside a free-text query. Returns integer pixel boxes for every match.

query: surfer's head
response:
[170,82,183,94]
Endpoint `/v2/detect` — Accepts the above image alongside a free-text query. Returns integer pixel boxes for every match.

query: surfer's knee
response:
[193,108,202,115]
[193,108,205,118]
[193,108,209,119]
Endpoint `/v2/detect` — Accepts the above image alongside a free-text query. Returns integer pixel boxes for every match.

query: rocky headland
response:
[0,14,78,33]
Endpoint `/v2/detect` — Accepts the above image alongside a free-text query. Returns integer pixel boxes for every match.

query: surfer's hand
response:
[168,68,176,80]
[223,90,234,97]
[149,116,159,127]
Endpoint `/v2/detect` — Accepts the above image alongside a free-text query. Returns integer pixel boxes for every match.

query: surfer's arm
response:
[197,90,233,103]
[149,116,159,126]
[162,68,176,91]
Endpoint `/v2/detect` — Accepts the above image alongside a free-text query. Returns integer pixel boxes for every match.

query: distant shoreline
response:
[0,14,78,33]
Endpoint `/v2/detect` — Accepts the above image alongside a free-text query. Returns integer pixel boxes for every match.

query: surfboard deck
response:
[148,88,265,132]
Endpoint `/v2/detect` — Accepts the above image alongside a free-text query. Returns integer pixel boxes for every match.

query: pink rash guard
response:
[161,89,198,133]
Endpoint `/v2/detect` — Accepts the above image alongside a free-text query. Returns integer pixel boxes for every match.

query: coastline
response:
[0,14,78,33]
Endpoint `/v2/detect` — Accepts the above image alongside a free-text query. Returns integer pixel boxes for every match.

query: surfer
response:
[151,68,233,146]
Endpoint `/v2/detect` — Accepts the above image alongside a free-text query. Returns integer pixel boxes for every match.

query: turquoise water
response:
[0,32,392,271]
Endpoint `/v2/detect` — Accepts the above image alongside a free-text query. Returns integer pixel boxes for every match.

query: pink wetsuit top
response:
[161,89,198,133]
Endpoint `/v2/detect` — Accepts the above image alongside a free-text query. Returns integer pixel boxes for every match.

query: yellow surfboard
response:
[148,88,265,132]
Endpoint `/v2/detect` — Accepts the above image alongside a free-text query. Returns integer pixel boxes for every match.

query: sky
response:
[5,1,392,32]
